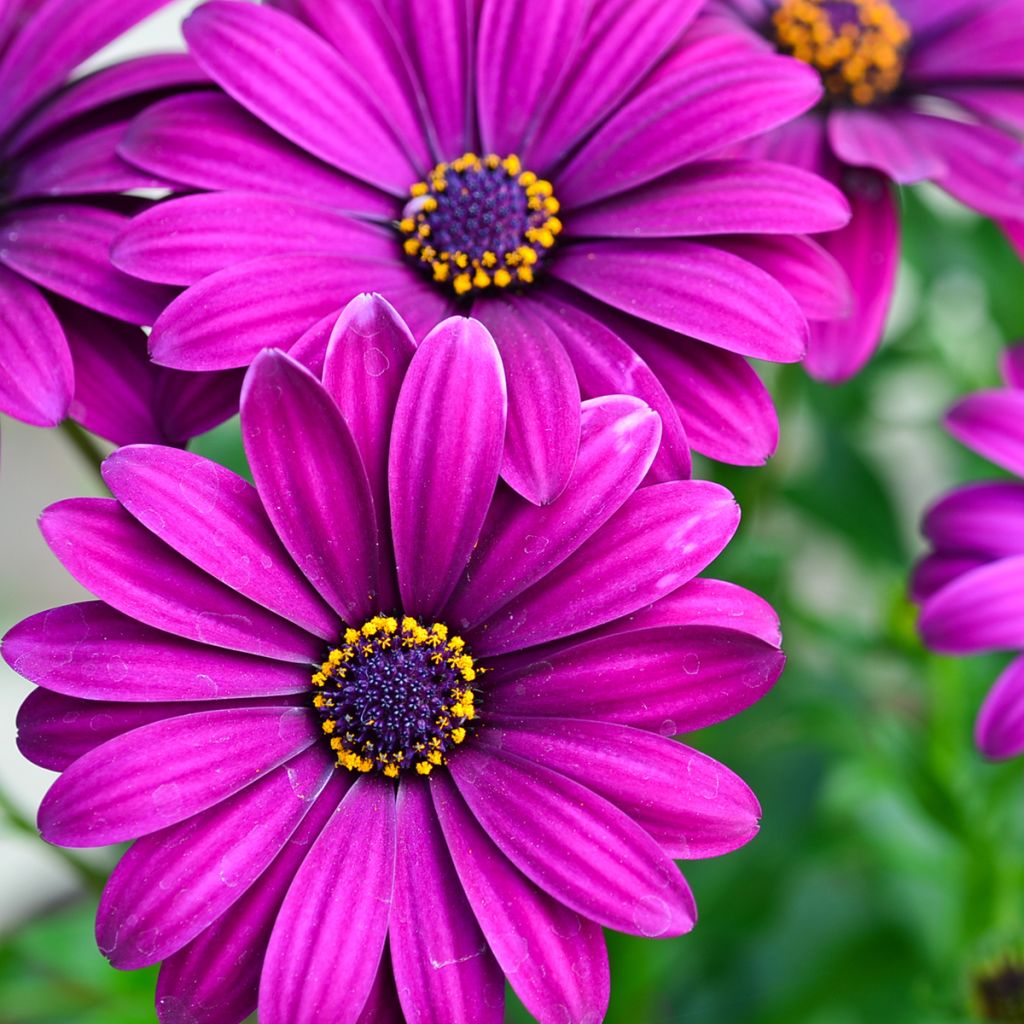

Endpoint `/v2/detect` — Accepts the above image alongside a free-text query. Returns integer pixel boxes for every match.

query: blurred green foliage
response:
[4,188,1024,1023]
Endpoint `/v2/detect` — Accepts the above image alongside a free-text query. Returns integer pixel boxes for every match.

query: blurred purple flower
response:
[4,295,785,1024]
[0,0,241,444]
[916,345,1024,759]
[113,0,852,498]
[706,0,1024,383]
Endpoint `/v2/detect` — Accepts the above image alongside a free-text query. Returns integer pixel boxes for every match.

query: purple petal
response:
[447,396,662,629]
[259,777,396,1024]
[488,717,760,859]
[97,746,332,969]
[977,655,1024,760]
[39,498,321,662]
[450,747,696,937]
[552,239,808,363]
[911,551,989,604]
[3,601,309,703]
[38,705,317,846]
[923,481,1024,559]
[355,949,403,1024]
[571,159,850,238]
[391,781,504,1023]
[113,193,393,286]
[1002,344,1024,390]
[907,2,1024,80]
[489,624,786,731]
[242,350,380,622]
[919,556,1024,654]
[149,253,415,371]
[474,297,580,506]
[557,43,821,205]
[471,481,740,656]
[152,367,245,448]
[184,2,415,193]
[120,93,393,215]
[827,107,947,184]
[390,318,507,618]
[0,203,174,324]
[805,171,899,383]
[931,83,1024,136]
[0,264,72,426]
[432,774,610,1024]
[946,389,1024,476]
[102,445,341,637]
[155,774,348,1024]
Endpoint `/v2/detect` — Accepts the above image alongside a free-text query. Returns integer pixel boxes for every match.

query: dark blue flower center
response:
[311,615,480,778]
[399,153,562,297]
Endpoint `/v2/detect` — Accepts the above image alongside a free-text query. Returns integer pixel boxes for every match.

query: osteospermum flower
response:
[704,0,1024,382]
[112,0,852,498]
[916,345,1024,760]
[0,0,242,444]
[4,295,786,1024]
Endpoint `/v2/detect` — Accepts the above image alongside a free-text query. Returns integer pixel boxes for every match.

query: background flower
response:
[113,0,851,499]
[0,0,242,445]
[705,0,1024,383]
[3,296,785,1024]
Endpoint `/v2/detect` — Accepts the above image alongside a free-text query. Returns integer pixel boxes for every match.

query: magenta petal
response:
[355,947,402,1024]
[827,107,947,184]
[489,717,760,859]
[97,747,332,969]
[120,93,393,215]
[432,774,610,1024]
[805,172,899,383]
[3,601,308,702]
[0,264,72,426]
[1002,344,1024,389]
[184,2,414,193]
[113,193,393,286]
[242,351,380,622]
[259,777,397,1024]
[154,772,348,1024]
[946,390,1024,477]
[391,781,504,1023]
[911,551,989,604]
[553,239,807,363]
[474,297,580,506]
[390,318,507,618]
[38,706,317,846]
[923,481,1024,559]
[450,747,696,937]
[489,625,786,731]
[472,481,740,656]
[149,253,413,371]
[103,445,340,638]
[0,203,174,325]
[919,556,1024,654]
[448,397,662,628]
[976,655,1024,760]
[39,498,320,662]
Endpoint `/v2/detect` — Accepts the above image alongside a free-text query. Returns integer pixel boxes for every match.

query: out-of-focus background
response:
[3,6,1024,1022]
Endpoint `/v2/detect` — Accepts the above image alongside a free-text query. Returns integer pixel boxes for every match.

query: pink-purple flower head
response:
[113,0,852,500]
[4,295,786,1024]
[0,0,244,445]
[916,345,1024,760]
[706,0,1024,383]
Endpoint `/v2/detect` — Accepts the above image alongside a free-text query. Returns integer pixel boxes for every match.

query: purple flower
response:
[706,0,1024,382]
[4,295,785,1024]
[113,0,852,498]
[0,0,241,444]
[916,345,1024,759]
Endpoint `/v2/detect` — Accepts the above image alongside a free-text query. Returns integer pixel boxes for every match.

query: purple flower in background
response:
[4,295,785,1024]
[706,0,1024,383]
[0,0,242,444]
[113,0,852,499]
[916,345,1024,759]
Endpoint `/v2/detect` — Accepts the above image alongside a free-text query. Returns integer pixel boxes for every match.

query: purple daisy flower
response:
[916,345,1024,759]
[704,0,1024,383]
[4,294,785,1024]
[0,0,242,445]
[112,0,852,500]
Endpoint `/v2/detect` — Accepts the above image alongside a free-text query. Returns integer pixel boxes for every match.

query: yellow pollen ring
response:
[773,0,910,106]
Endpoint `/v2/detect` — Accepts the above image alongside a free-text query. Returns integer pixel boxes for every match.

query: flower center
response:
[399,153,562,297]
[311,615,481,778]
[974,952,1024,1022]
[773,0,910,106]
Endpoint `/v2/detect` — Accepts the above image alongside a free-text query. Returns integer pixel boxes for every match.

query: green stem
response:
[60,420,107,482]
